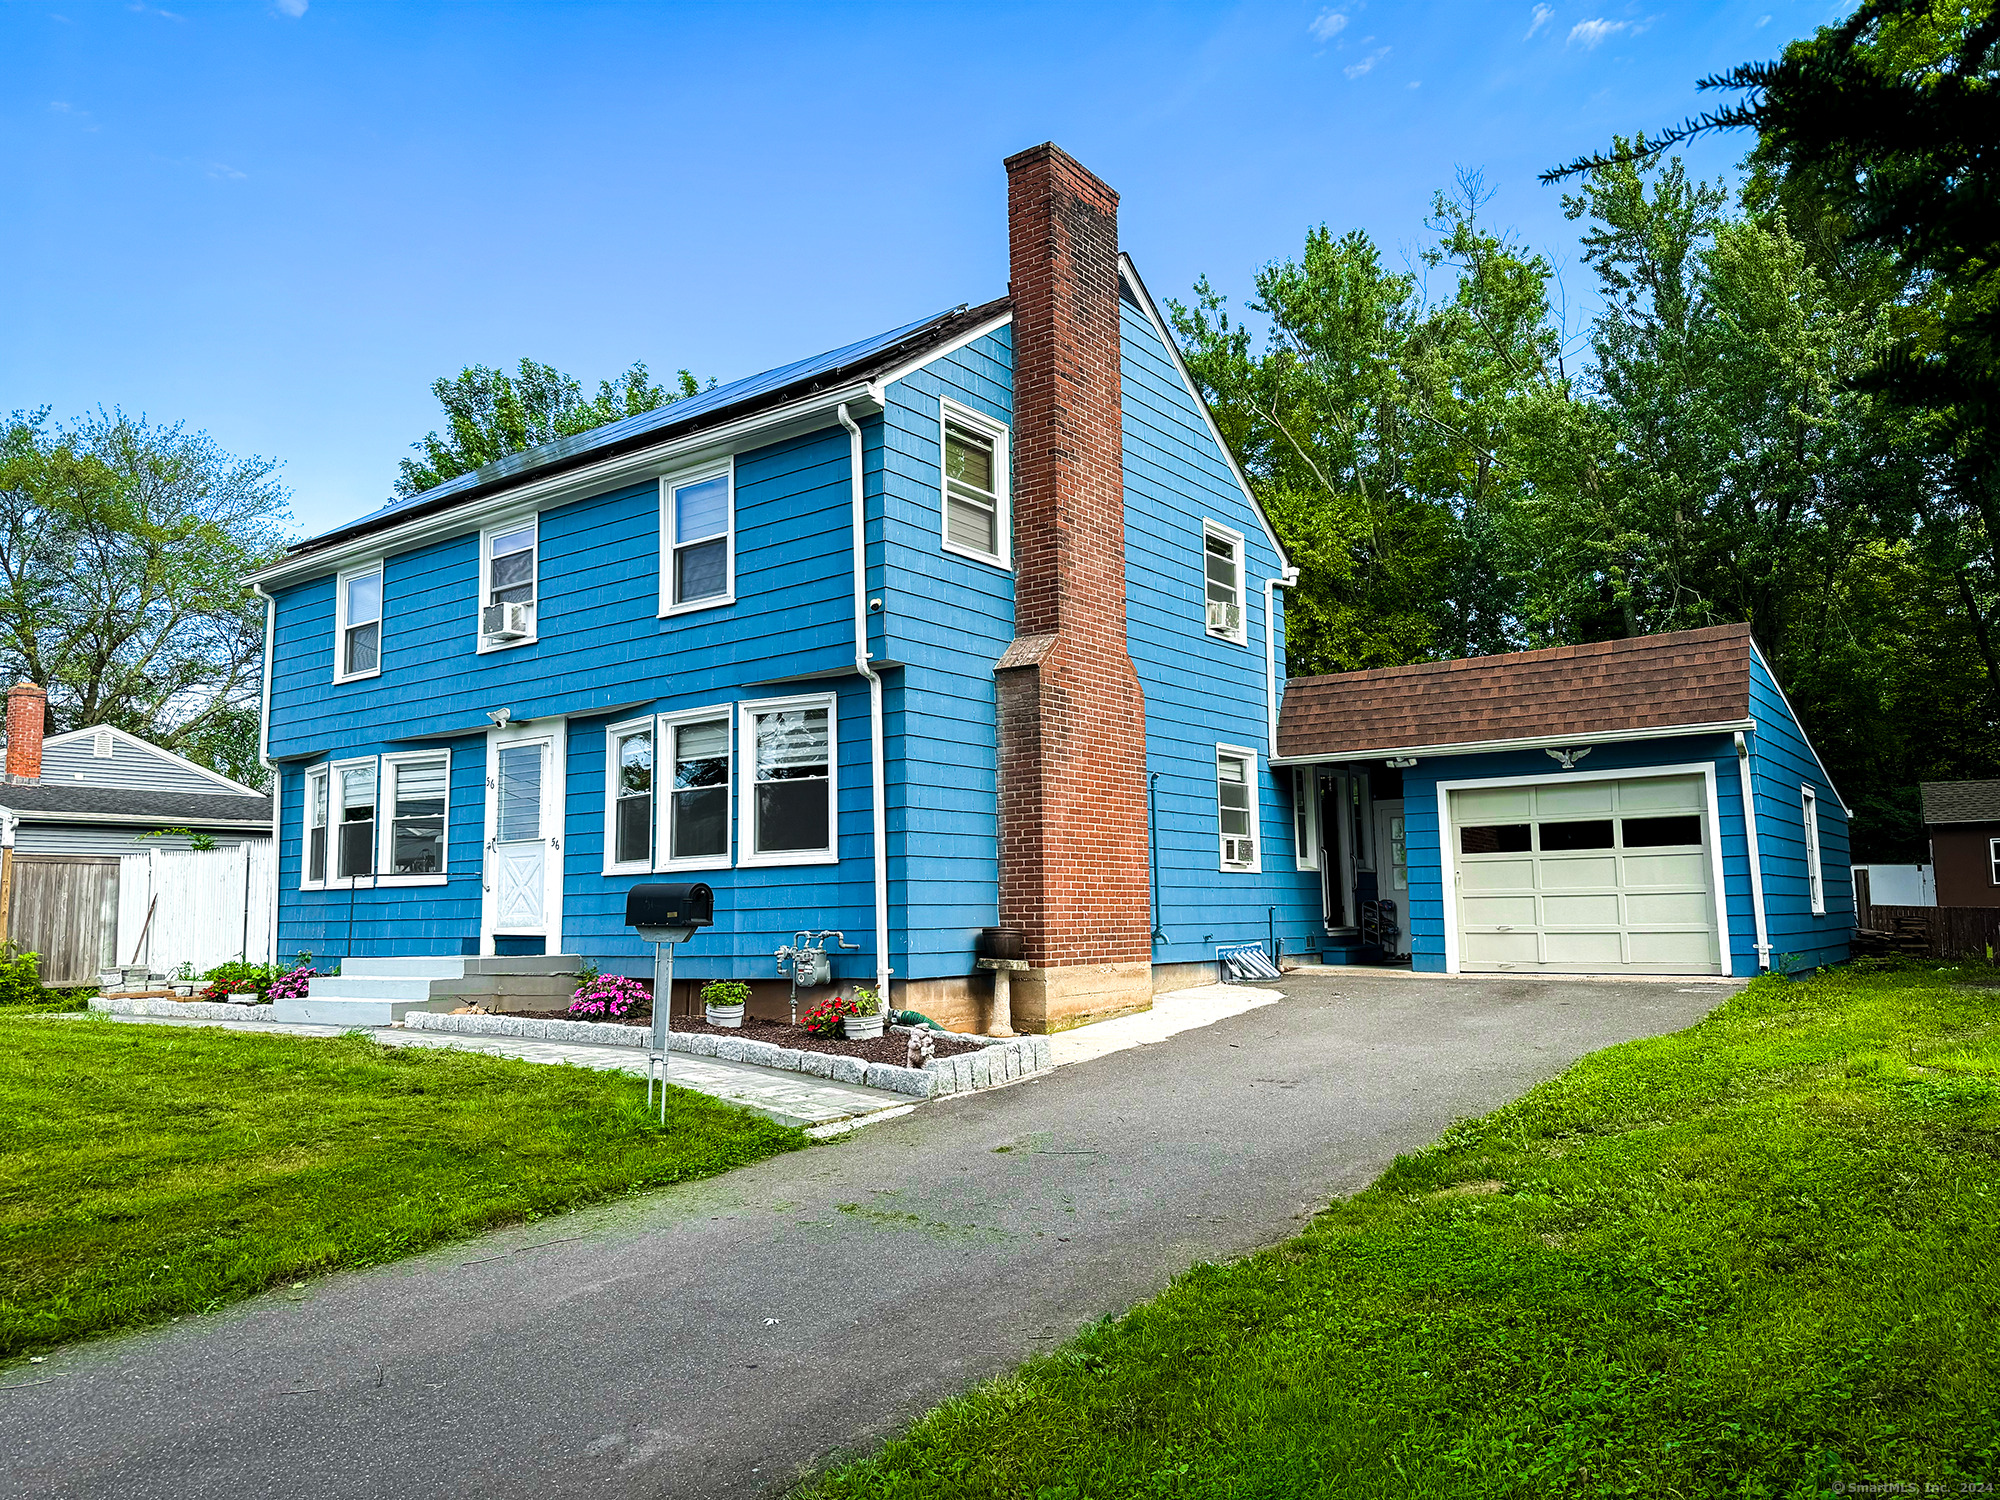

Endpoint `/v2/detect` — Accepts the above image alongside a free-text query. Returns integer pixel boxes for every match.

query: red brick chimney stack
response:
[994,143,1153,1031]
[5,682,46,781]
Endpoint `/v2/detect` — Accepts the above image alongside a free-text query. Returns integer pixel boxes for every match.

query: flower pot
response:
[705,1003,745,1030]
[842,1012,884,1041]
[170,982,197,997]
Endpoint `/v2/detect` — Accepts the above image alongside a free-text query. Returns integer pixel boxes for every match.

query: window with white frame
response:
[1203,524,1246,643]
[667,713,731,866]
[662,467,732,612]
[1293,767,1319,870]
[744,699,833,863]
[1217,747,1260,870]
[605,720,653,872]
[1989,837,2000,886]
[304,766,330,887]
[383,754,448,877]
[1802,785,1824,914]
[337,760,377,880]
[941,402,1009,565]
[336,563,383,681]
[480,520,537,645]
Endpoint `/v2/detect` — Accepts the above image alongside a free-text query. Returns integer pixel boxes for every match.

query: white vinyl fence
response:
[115,842,274,977]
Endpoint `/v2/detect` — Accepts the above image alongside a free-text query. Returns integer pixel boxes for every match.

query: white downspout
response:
[1736,730,1771,971]
[1265,566,1299,754]
[252,582,280,968]
[838,403,892,1007]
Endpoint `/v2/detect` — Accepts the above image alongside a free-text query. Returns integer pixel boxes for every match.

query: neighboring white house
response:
[1,682,273,983]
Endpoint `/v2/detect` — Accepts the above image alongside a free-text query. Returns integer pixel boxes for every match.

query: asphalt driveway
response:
[3,970,1735,1499]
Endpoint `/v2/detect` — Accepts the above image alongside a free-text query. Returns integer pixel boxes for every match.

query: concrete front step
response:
[269,994,428,1026]
[277,954,587,1026]
[338,955,584,979]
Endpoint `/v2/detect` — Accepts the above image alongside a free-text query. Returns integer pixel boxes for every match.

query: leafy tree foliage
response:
[396,358,707,497]
[0,409,287,789]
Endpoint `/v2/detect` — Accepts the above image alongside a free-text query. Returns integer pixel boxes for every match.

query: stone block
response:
[925,1060,956,1095]
[830,1055,867,1086]
[1031,1035,1053,1069]
[798,1049,833,1078]
[953,1054,976,1091]
[766,1048,800,1072]
[738,1041,780,1068]
[715,1039,746,1063]
[970,1051,993,1088]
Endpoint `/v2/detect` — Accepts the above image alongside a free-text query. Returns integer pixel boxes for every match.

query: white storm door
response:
[484,728,563,944]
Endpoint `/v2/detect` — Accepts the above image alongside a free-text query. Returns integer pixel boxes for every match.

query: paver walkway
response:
[11,971,1737,1500]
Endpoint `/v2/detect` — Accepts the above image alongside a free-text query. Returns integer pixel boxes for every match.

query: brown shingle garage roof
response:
[1921,780,2000,825]
[1275,624,1755,761]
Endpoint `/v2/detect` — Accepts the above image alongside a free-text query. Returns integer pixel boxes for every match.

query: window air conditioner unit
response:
[482,602,533,640]
[1223,835,1255,866]
[1206,600,1242,634]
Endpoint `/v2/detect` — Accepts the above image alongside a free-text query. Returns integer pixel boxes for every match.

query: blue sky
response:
[4,0,1833,539]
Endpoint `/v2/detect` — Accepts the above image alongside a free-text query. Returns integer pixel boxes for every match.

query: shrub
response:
[263,963,317,1003]
[700,980,750,1009]
[0,945,47,1007]
[568,973,650,1021]
[850,985,881,1016]
[801,995,856,1036]
[199,960,278,1002]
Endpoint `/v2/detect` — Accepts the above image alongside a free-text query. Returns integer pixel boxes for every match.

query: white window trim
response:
[938,397,1012,570]
[377,750,451,886]
[658,457,736,618]
[1216,743,1263,873]
[301,764,330,890]
[333,561,384,684]
[1293,766,1319,871]
[658,704,735,872]
[321,755,381,890]
[738,692,838,868]
[602,715,658,876]
[1202,520,1248,646]
[476,513,540,653]
[1803,785,1825,914]
[1989,836,2000,887]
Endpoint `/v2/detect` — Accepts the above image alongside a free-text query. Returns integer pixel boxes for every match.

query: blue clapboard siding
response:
[1748,650,1852,970]
[1119,283,1323,964]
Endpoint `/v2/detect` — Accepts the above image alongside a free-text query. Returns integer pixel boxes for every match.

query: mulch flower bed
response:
[495,1010,988,1066]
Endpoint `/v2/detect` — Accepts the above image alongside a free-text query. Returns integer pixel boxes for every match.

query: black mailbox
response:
[626,883,714,932]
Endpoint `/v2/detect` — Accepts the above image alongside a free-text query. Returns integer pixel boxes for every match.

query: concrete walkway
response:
[7,971,1737,1500]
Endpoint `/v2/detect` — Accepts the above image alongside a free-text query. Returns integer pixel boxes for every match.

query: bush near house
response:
[0,1016,803,1357]
[807,963,2000,1497]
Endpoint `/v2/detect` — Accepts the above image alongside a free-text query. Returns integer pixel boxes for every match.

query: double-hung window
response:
[605,720,654,873]
[480,520,537,647]
[940,401,1009,566]
[383,753,449,878]
[1802,786,1825,914]
[337,761,377,880]
[304,767,330,886]
[335,563,383,681]
[742,698,834,864]
[667,713,732,866]
[1217,746,1260,871]
[1203,523,1246,643]
[1990,837,2000,887]
[661,466,733,613]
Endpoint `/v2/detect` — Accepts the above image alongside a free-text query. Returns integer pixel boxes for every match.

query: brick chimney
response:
[5,682,46,781]
[993,143,1153,1031]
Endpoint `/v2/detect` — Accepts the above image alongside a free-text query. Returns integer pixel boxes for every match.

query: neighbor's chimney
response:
[992,143,1153,1031]
[5,682,46,781]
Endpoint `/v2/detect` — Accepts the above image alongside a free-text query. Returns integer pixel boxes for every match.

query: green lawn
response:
[0,1014,802,1358]
[805,963,2000,1499]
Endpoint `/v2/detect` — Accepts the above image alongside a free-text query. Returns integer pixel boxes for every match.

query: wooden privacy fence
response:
[1867,904,2000,962]
[115,843,274,978]
[8,857,119,985]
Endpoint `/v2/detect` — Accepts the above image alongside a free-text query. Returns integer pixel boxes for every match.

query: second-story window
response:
[941,403,1009,566]
[336,564,383,681]
[663,468,732,612]
[481,520,537,646]
[1203,523,1245,643]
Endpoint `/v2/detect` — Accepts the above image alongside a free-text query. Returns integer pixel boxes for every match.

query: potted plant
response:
[701,980,749,1029]
[169,962,198,998]
[843,986,884,1040]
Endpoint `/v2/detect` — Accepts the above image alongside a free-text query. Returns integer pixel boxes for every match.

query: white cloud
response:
[1567,17,1628,47]
[1756,12,1772,23]
[1344,45,1389,78]
[1407,79,1421,88]
[1526,4,1554,38]
[1309,8,1348,41]
[272,0,307,15]
[206,162,247,180]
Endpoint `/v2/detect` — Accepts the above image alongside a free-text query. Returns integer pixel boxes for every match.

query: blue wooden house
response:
[249,144,1849,1031]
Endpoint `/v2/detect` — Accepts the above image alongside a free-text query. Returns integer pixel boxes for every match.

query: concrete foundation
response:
[1010,961,1154,1034]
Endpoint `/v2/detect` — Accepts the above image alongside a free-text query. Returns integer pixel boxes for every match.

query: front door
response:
[1371,799,1409,956]
[483,725,564,952]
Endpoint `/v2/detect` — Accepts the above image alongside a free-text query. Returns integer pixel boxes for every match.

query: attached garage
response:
[1446,772,1724,974]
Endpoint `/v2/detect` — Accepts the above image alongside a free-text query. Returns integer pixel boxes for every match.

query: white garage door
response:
[1450,775,1721,974]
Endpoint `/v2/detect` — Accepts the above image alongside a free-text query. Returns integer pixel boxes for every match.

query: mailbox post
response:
[624,883,714,1121]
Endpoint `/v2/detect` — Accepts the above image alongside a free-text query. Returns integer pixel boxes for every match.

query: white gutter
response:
[838,401,892,1007]
[253,582,281,968]
[1264,566,1299,754]
[0,809,273,829]
[1736,729,1772,970]
[1269,717,1757,767]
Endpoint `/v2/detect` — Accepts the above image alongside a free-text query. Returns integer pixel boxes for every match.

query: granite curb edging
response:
[400,1011,1053,1098]
[90,995,277,1022]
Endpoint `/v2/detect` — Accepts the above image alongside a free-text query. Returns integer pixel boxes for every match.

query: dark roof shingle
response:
[1921,780,2000,825]
[0,784,271,824]
[1275,624,1754,760]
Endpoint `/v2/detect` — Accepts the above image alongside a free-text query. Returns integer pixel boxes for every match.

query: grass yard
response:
[806,963,2000,1499]
[0,1014,802,1358]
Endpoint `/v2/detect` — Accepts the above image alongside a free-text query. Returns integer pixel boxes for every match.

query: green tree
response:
[396,359,706,497]
[0,409,288,789]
